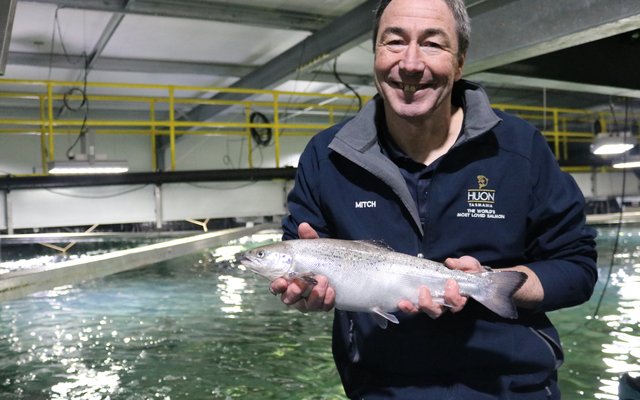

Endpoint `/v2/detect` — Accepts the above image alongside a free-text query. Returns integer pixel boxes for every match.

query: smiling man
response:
[272,0,598,398]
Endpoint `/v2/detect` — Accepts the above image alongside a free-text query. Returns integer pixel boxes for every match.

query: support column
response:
[4,190,13,235]
[154,184,163,229]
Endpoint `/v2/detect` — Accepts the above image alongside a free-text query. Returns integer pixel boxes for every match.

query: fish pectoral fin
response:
[370,307,399,329]
[288,271,318,286]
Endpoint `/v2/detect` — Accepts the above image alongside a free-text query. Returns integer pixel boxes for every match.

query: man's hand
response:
[397,256,484,318]
[269,223,336,312]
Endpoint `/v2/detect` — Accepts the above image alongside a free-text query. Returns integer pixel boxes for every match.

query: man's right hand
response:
[269,223,336,312]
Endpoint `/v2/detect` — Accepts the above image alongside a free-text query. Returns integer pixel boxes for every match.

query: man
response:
[271,0,598,398]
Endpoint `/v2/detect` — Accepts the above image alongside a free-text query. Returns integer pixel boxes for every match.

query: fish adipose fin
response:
[370,306,399,329]
[473,271,528,319]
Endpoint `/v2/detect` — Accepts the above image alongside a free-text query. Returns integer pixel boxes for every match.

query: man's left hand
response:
[398,255,484,318]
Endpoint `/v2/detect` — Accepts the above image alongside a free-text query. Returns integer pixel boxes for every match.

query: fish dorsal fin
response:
[355,240,395,251]
[370,307,399,329]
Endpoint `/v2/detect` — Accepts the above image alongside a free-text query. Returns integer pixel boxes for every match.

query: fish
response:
[238,239,528,328]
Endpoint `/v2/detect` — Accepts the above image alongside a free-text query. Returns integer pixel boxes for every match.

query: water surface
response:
[0,227,638,399]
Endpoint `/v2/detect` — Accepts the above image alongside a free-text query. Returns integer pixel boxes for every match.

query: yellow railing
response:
[493,103,640,167]
[0,78,365,173]
[0,78,637,175]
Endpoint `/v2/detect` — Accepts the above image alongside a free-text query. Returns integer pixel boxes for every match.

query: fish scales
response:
[239,238,528,326]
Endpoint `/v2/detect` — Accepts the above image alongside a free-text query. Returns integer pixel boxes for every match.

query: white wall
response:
[572,171,640,199]
[161,181,287,221]
[6,185,156,229]
[0,129,306,231]
[0,181,288,231]
[0,132,153,174]
[167,134,311,170]
[4,126,640,232]
[0,134,44,175]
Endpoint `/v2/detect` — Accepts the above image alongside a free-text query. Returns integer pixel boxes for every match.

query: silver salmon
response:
[239,239,527,327]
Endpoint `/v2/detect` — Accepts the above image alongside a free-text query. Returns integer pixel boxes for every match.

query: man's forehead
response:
[378,0,455,28]
[376,0,458,46]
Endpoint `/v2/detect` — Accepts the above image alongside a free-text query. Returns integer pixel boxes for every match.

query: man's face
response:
[374,0,464,121]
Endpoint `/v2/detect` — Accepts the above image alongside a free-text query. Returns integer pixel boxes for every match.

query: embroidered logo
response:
[477,175,488,189]
[355,201,377,209]
[468,175,495,205]
[456,175,506,220]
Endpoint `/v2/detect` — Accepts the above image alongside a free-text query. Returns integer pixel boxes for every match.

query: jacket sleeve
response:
[281,135,331,240]
[524,132,598,312]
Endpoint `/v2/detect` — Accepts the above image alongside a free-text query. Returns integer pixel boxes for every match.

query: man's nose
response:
[399,42,425,73]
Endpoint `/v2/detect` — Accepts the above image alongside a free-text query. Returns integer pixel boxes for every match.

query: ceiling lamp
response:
[47,159,129,175]
[591,132,637,155]
[612,155,640,169]
[47,128,129,175]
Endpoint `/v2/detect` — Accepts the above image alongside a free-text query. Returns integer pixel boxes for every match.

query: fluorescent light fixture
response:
[591,132,637,155]
[47,160,129,175]
[613,156,640,169]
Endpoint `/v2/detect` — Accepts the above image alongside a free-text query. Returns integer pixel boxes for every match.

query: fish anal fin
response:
[371,307,399,329]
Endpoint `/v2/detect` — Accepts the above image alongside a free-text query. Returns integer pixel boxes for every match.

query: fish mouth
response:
[235,253,252,266]
[236,255,260,273]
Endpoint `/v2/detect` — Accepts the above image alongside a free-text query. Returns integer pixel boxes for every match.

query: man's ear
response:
[455,53,466,80]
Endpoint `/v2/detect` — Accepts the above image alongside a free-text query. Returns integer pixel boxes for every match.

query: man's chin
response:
[388,103,436,120]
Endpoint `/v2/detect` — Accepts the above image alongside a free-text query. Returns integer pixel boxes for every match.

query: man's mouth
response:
[393,82,428,94]
[404,84,417,93]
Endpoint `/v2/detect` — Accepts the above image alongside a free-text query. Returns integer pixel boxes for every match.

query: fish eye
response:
[256,250,265,258]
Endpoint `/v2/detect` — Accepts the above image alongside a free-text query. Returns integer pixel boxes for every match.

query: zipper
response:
[348,317,360,363]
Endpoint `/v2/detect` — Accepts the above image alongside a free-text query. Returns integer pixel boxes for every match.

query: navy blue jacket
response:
[282,80,598,399]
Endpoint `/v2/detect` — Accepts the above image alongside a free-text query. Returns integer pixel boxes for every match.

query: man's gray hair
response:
[372,0,471,57]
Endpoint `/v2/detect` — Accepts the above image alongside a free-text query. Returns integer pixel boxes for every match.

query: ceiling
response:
[2,0,640,167]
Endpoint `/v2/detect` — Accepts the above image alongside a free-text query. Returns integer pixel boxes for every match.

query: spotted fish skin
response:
[239,239,527,325]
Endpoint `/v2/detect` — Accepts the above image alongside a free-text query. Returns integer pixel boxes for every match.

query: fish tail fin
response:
[473,271,528,319]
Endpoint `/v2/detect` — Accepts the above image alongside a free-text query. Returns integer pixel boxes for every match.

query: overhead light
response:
[591,132,637,155]
[47,128,129,174]
[613,155,640,169]
[47,159,129,175]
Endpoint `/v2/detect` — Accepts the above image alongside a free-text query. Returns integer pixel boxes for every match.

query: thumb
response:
[298,222,320,240]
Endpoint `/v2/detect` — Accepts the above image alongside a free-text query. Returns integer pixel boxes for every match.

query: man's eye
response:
[384,40,406,52]
[422,41,442,49]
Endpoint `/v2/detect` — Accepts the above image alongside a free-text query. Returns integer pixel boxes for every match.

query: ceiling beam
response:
[7,51,373,86]
[465,0,640,74]
[80,0,134,80]
[7,51,373,85]
[184,0,379,123]
[8,51,256,77]
[468,72,640,101]
[19,0,330,32]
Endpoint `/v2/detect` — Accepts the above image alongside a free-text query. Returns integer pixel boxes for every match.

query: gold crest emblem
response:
[477,175,489,190]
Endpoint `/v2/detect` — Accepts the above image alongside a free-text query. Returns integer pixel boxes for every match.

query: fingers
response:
[270,223,326,312]
[304,275,336,312]
[443,279,467,313]
[398,286,446,319]
[399,279,468,319]
[269,277,289,296]
[397,299,418,314]
[418,285,448,319]
[298,222,320,240]
[444,255,483,273]
[269,275,335,313]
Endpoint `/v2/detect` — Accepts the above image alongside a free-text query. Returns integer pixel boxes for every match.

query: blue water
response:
[0,226,638,399]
